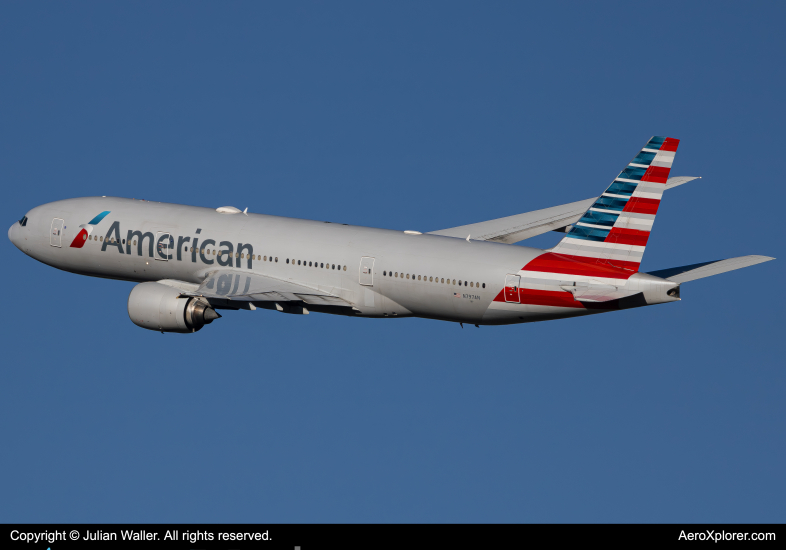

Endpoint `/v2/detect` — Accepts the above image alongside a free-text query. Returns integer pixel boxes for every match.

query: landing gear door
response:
[155,232,171,261]
[359,257,375,286]
[504,274,521,303]
[50,218,64,247]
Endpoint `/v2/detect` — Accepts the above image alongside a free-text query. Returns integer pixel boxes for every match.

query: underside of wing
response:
[178,270,353,307]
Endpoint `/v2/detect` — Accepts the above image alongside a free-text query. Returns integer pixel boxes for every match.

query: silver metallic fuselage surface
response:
[10,196,620,326]
[10,138,773,331]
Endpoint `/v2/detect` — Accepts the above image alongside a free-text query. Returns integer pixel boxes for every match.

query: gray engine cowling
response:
[127,282,220,333]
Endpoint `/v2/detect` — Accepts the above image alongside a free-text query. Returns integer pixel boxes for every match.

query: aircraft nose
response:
[8,222,20,249]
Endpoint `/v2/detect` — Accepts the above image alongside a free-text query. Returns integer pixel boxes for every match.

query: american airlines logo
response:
[79,215,257,269]
[69,210,111,248]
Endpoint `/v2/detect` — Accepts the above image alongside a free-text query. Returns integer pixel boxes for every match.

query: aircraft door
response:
[504,274,521,303]
[155,232,172,261]
[359,257,375,286]
[50,218,64,247]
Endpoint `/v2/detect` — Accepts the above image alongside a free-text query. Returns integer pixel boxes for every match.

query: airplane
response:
[8,136,774,332]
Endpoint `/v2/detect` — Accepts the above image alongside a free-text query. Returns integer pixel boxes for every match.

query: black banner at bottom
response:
[2,524,781,549]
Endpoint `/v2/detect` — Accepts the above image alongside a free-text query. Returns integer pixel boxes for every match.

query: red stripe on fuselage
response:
[492,287,620,310]
[519,288,585,308]
[521,252,639,278]
[70,228,88,248]
[623,197,660,215]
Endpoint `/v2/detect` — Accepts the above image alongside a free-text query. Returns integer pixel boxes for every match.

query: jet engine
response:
[127,282,220,333]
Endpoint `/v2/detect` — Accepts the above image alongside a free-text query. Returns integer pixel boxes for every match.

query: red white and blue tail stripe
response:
[547,136,679,273]
[491,137,680,310]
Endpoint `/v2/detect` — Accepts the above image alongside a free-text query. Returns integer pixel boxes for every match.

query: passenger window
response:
[343,265,346,271]
[264,256,267,261]
[275,257,278,262]
[482,283,485,288]
[298,260,301,265]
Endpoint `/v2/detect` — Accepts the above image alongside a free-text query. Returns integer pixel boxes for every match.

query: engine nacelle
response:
[127,282,220,333]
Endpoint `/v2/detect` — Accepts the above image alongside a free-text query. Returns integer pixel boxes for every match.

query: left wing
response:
[178,270,353,307]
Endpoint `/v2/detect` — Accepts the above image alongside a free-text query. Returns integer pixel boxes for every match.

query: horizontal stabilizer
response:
[665,176,701,190]
[647,255,774,283]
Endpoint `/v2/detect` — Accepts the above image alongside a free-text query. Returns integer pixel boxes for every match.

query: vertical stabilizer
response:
[550,136,679,272]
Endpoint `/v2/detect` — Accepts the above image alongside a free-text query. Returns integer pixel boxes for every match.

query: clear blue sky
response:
[1,1,784,522]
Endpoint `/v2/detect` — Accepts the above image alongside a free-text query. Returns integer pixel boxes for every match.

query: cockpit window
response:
[19,216,28,226]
